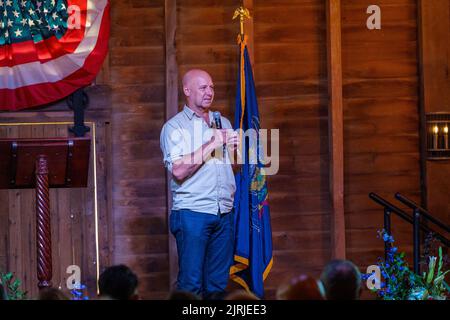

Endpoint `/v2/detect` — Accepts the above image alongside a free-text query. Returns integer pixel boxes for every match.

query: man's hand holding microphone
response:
[208,112,242,172]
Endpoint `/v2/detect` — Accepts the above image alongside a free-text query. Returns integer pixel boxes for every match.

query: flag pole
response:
[230,6,274,298]
[233,6,250,42]
[233,6,251,163]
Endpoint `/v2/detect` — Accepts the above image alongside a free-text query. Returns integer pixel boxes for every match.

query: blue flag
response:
[230,36,273,298]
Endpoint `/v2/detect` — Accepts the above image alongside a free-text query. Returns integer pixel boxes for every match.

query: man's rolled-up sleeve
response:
[160,123,185,173]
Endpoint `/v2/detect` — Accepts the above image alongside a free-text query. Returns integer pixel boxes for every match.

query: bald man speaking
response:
[160,69,239,298]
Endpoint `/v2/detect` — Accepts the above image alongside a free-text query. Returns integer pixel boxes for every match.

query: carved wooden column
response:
[35,155,52,289]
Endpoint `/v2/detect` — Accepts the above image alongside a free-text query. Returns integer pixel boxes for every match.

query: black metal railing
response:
[395,193,450,234]
[369,192,450,274]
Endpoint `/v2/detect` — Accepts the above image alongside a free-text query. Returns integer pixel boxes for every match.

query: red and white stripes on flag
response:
[0,0,110,110]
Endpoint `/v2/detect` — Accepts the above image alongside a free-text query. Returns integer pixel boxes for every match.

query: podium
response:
[0,137,91,289]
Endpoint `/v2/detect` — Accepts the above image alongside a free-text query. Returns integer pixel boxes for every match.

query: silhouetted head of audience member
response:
[225,289,260,301]
[98,265,139,300]
[38,287,70,300]
[320,260,362,300]
[0,282,7,300]
[276,274,325,300]
[168,290,201,300]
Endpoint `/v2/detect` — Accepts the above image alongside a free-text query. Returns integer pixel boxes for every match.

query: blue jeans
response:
[170,209,234,298]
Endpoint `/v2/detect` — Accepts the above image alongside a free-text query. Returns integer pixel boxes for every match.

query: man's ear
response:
[183,87,190,96]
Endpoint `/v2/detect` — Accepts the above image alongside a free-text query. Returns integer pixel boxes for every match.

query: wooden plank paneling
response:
[177,0,240,119]
[243,0,254,64]
[110,0,168,299]
[0,0,166,300]
[0,0,440,301]
[0,121,108,298]
[254,0,331,297]
[6,128,22,288]
[165,0,178,290]
[0,127,8,274]
[341,0,421,276]
[419,0,450,226]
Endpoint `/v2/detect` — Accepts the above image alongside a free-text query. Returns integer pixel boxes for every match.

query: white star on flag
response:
[0,0,110,111]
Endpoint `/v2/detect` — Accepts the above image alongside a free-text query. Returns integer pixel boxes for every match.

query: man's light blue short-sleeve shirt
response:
[160,105,236,215]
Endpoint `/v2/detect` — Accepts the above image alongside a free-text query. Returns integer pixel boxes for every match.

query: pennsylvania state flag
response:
[230,35,273,298]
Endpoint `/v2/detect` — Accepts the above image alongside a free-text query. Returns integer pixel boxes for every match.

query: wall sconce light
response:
[426,113,450,160]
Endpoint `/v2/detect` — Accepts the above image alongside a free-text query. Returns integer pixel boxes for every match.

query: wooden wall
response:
[254,0,331,296]
[1,0,449,300]
[169,0,332,298]
[0,112,112,298]
[177,0,239,118]
[109,0,169,299]
[420,0,450,235]
[342,0,421,272]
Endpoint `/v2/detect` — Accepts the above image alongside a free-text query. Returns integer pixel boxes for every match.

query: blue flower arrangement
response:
[362,230,450,300]
[70,283,90,300]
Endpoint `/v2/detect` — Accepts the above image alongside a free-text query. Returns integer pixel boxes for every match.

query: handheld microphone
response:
[213,111,226,158]
[213,111,222,129]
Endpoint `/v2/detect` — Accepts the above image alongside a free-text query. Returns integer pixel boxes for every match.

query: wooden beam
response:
[417,0,428,210]
[165,0,179,121]
[164,0,178,290]
[326,0,346,260]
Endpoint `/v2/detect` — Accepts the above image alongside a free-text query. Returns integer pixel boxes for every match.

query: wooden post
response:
[417,0,428,210]
[326,0,346,259]
[164,0,179,289]
[35,155,52,289]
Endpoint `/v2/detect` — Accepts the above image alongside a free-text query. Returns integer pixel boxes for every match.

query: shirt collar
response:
[183,105,211,124]
[183,105,196,120]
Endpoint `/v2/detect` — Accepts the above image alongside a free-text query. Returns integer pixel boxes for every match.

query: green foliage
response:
[364,230,450,300]
[410,247,450,300]
[0,271,27,300]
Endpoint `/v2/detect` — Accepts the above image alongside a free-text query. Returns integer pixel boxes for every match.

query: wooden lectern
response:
[0,137,91,289]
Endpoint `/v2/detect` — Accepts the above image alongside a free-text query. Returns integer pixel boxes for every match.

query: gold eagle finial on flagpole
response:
[233,6,251,38]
